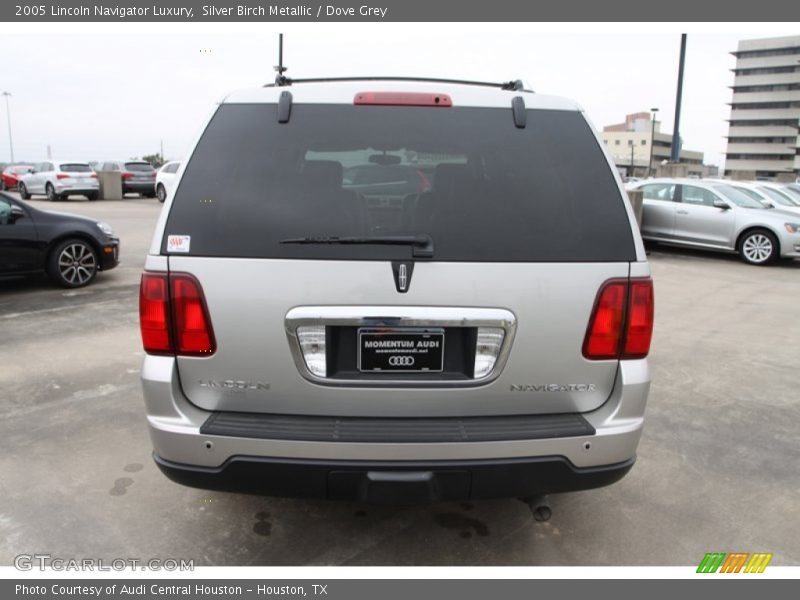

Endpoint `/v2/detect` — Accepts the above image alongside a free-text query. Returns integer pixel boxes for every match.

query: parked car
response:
[630,178,800,265]
[776,183,800,204]
[753,182,800,208]
[98,160,157,197]
[140,79,654,506]
[1,164,35,191]
[18,161,99,201]
[155,161,181,203]
[0,192,119,287]
[727,181,800,216]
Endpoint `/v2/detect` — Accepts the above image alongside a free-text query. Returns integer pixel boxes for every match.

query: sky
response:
[0,24,797,169]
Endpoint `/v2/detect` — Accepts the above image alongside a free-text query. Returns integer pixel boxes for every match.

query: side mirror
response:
[9,205,25,221]
[759,199,774,208]
[713,199,730,210]
[27,168,35,174]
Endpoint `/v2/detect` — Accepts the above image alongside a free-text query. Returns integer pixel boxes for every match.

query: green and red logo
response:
[697,552,773,573]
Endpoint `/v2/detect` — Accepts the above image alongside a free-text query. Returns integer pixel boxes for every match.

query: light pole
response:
[1,92,14,164]
[629,140,635,177]
[648,107,659,177]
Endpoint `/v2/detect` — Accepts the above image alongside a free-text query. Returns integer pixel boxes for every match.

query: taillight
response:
[583,278,654,360]
[138,272,215,356]
[56,173,70,180]
[121,172,134,180]
[623,279,655,359]
[171,275,216,355]
[90,173,98,179]
[139,273,171,354]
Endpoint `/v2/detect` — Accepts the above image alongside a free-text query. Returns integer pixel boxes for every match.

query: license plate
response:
[358,328,445,372]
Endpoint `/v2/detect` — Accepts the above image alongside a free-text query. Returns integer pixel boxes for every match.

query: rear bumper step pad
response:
[199,411,595,443]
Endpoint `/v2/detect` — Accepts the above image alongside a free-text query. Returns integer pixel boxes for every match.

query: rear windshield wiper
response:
[280,234,434,258]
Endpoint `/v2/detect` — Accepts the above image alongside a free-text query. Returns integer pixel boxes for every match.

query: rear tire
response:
[156,184,166,203]
[19,182,31,200]
[86,192,98,201]
[46,183,58,202]
[47,239,98,288]
[739,229,778,265]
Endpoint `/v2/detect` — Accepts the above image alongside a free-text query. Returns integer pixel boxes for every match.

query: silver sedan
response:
[630,178,800,265]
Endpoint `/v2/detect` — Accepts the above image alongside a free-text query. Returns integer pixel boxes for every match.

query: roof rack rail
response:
[265,76,529,92]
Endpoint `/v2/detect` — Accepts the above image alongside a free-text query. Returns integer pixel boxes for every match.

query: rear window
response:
[59,163,92,173]
[164,103,635,262]
[125,162,155,172]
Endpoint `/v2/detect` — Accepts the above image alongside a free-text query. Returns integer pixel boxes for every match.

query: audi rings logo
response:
[388,356,415,367]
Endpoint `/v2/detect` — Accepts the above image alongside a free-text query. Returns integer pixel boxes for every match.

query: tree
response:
[142,153,165,168]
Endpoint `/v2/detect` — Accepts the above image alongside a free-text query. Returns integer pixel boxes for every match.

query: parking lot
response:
[1,194,799,566]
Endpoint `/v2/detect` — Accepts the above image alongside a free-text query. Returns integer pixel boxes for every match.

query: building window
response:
[733,66,800,76]
[640,140,647,146]
[734,47,800,59]
[615,140,620,146]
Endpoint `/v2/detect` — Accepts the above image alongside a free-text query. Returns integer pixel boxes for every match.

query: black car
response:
[0,192,120,288]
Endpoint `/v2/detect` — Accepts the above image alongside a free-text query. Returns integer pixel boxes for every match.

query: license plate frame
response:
[357,327,445,373]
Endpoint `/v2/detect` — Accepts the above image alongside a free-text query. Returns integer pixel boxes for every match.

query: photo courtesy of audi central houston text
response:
[1,23,799,570]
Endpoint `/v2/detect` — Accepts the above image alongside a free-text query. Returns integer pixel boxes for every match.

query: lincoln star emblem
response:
[398,264,408,291]
[391,261,414,293]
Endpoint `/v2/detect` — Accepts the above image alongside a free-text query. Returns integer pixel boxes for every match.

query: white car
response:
[18,161,100,202]
[155,161,180,203]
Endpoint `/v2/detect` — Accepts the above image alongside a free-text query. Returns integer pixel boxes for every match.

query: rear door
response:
[160,101,639,418]
[639,182,677,240]
[674,184,735,248]
[28,163,46,193]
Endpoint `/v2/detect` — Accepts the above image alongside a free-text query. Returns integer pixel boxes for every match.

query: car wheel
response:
[156,184,166,203]
[86,192,99,201]
[739,229,778,265]
[47,239,98,288]
[46,183,58,202]
[0,179,4,191]
[19,182,31,199]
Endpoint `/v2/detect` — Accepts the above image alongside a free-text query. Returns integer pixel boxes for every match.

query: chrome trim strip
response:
[285,306,517,388]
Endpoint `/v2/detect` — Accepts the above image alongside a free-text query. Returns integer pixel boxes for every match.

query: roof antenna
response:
[274,33,289,86]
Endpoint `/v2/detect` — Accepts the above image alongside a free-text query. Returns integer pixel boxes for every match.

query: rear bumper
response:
[141,354,650,500]
[54,186,99,194]
[123,182,156,194]
[154,453,635,503]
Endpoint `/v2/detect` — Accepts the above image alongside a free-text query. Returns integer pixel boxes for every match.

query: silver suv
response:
[139,79,653,506]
